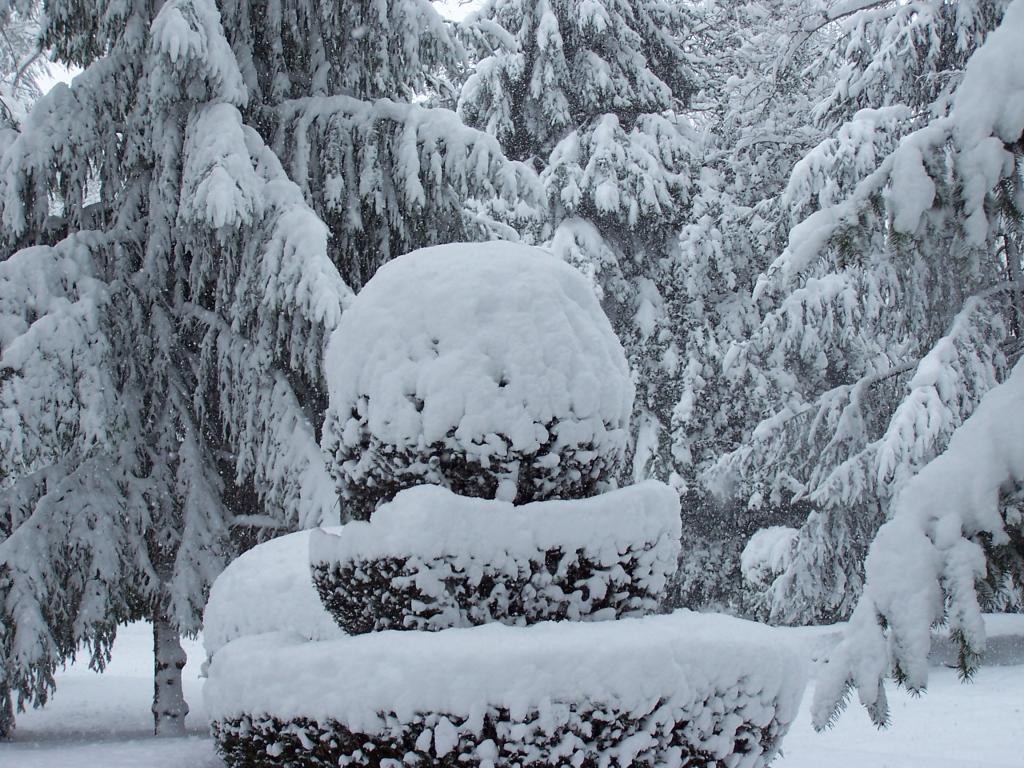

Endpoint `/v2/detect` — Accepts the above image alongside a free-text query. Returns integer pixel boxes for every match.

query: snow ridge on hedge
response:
[312,480,679,567]
[203,528,343,659]
[206,611,807,768]
[310,481,681,632]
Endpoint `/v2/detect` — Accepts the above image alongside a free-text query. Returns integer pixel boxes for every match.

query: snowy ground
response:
[0,624,219,768]
[1,620,1021,767]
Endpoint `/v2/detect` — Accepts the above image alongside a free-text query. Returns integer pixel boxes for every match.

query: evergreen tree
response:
[0,0,539,738]
[0,0,347,736]
[708,0,1023,623]
[0,1,50,734]
[810,0,1024,726]
[654,0,836,612]
[222,0,541,291]
[458,0,696,484]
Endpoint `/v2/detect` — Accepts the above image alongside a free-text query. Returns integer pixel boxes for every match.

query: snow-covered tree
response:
[815,355,1024,729]
[221,0,541,291]
[808,0,1024,727]
[709,0,1023,623]
[0,1,47,127]
[273,94,540,290]
[0,0,49,738]
[459,0,697,484]
[643,0,836,612]
[0,0,347,736]
[0,0,542,739]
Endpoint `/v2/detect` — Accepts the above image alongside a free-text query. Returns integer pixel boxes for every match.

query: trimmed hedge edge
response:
[211,694,788,768]
[311,546,674,634]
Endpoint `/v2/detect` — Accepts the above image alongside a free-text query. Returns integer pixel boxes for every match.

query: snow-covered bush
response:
[205,612,806,768]
[209,236,806,767]
[310,481,680,634]
[321,241,635,520]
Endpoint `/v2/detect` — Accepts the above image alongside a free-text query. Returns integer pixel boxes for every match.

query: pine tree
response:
[0,0,347,736]
[808,0,1024,727]
[0,0,540,738]
[458,0,696,484]
[708,0,1023,623]
[652,0,836,612]
[0,1,51,735]
[221,0,541,291]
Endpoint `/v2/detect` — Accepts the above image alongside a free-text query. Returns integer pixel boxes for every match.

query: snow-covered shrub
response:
[321,241,635,520]
[208,234,808,766]
[202,529,344,660]
[309,482,680,634]
[206,612,806,768]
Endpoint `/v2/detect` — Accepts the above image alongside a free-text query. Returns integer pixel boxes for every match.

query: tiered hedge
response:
[309,482,681,633]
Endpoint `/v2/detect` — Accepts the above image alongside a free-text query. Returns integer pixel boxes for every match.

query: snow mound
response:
[741,526,798,589]
[310,480,681,632]
[202,529,344,659]
[321,241,634,519]
[206,610,807,768]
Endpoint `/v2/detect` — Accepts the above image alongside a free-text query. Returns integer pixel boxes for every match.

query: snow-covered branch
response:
[813,355,1024,729]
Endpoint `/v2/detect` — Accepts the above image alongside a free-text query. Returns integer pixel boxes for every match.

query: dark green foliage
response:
[336,427,618,522]
[212,704,724,768]
[312,547,664,635]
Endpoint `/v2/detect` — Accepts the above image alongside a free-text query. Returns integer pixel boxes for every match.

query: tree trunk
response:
[0,683,14,740]
[152,614,189,737]
[1007,236,1022,337]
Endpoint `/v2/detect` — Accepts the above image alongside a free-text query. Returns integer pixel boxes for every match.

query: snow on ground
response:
[0,619,1021,767]
[0,623,220,768]
[778,663,1024,768]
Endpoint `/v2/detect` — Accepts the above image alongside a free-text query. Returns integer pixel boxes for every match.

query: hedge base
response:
[213,705,727,768]
[205,613,807,768]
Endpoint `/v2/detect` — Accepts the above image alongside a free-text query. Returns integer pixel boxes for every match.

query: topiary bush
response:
[320,242,635,520]
[205,242,808,768]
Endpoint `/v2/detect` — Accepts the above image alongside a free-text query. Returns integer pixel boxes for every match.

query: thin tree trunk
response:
[152,614,189,737]
[0,683,14,740]
[1007,236,1022,338]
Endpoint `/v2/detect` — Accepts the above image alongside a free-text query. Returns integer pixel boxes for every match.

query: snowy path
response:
[0,621,1021,767]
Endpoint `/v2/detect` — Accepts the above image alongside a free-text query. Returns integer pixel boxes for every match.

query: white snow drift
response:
[202,528,343,659]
